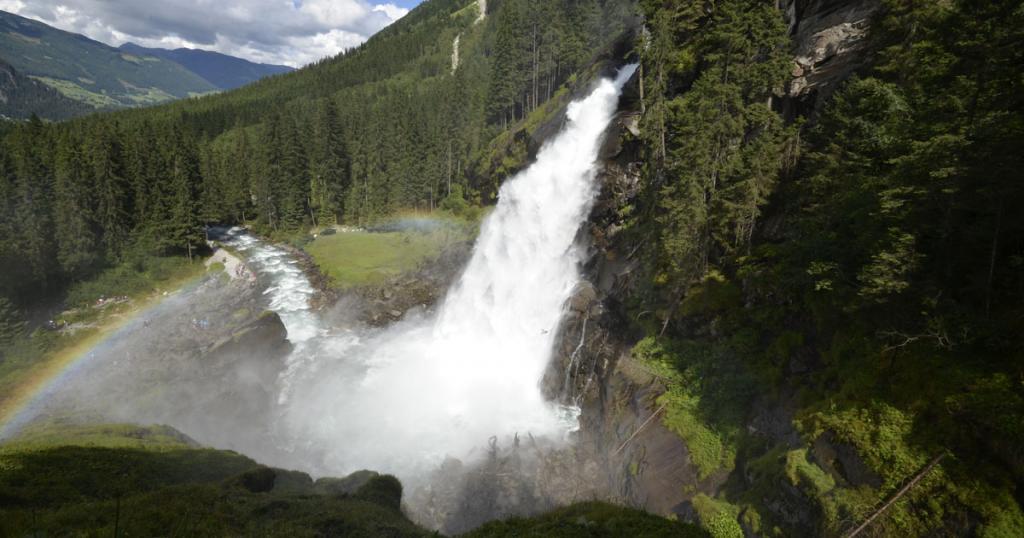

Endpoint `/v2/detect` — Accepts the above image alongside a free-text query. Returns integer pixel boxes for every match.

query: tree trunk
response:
[659,286,685,337]
[639,62,646,113]
[985,200,1003,318]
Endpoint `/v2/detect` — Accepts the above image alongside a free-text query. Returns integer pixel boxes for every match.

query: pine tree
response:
[309,99,348,226]
[166,128,204,260]
[0,295,26,351]
[89,122,130,258]
[254,115,282,230]
[8,116,56,296]
[53,131,98,278]
[278,117,309,230]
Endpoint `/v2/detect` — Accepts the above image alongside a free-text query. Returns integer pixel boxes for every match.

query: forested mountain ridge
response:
[0,10,292,119]
[0,56,92,120]
[0,10,217,111]
[118,43,293,91]
[0,0,637,303]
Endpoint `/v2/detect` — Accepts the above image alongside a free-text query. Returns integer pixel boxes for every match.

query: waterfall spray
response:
[270,64,638,482]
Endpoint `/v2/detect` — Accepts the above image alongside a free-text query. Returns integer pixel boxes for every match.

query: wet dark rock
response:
[569,282,598,314]
[209,310,291,358]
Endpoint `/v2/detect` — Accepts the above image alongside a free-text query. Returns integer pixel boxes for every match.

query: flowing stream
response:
[221,65,638,485]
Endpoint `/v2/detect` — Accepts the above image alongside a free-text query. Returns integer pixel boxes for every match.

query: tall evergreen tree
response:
[53,132,98,278]
[89,122,130,258]
[309,99,348,226]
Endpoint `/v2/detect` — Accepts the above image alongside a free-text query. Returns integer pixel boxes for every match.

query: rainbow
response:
[0,277,204,441]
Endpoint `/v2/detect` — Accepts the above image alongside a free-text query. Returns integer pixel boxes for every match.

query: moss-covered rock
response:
[355,474,403,511]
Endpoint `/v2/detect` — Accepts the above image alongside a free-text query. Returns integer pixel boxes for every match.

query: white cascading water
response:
[220,231,323,344]
[263,64,637,481]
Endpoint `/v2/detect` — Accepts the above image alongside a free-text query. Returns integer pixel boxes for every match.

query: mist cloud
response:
[0,0,410,67]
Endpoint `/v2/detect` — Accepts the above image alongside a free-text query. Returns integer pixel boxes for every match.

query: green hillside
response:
[0,55,91,120]
[0,10,217,110]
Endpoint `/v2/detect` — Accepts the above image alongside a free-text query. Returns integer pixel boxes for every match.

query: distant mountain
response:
[0,55,91,120]
[119,43,293,91]
[0,10,217,112]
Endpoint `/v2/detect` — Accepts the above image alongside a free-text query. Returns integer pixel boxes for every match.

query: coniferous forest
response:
[0,0,634,303]
[1,0,1023,536]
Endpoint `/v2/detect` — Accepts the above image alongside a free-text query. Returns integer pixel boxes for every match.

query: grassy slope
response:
[0,425,430,537]
[0,424,704,537]
[307,231,449,288]
[305,214,477,289]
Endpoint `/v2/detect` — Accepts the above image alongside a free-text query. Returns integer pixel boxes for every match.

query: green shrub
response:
[691,494,742,538]
[784,449,834,496]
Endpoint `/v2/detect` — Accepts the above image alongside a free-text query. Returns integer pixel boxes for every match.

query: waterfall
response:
[451,34,460,74]
[273,64,638,482]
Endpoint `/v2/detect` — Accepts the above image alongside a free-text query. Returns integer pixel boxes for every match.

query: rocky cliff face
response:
[780,0,880,120]
[546,0,882,532]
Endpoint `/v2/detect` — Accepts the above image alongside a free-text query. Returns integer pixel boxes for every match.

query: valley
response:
[1,0,1022,536]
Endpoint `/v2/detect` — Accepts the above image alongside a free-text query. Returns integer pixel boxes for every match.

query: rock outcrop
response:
[781,0,880,120]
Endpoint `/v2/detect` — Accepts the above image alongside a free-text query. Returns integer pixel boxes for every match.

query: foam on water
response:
[220,229,323,344]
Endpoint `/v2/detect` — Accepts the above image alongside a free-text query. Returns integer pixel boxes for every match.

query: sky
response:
[0,0,424,68]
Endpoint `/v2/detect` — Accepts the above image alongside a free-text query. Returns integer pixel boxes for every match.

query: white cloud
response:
[0,1,26,13]
[373,3,410,22]
[2,0,412,67]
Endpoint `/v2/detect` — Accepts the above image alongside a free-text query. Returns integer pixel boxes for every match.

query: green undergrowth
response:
[0,422,197,452]
[64,255,204,311]
[473,67,591,198]
[632,335,756,480]
[0,425,428,537]
[628,268,1024,537]
[690,494,743,538]
[0,424,707,537]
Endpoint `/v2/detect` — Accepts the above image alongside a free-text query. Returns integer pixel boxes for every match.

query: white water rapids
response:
[225,65,637,484]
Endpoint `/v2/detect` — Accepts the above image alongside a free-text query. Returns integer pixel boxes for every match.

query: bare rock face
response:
[781,0,880,119]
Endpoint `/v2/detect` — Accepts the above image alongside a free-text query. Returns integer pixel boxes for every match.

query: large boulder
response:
[210,310,291,358]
